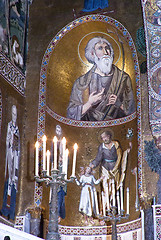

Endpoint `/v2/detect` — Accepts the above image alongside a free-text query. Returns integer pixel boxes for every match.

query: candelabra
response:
[97,207,129,240]
[97,183,130,240]
[34,135,78,240]
[35,169,75,240]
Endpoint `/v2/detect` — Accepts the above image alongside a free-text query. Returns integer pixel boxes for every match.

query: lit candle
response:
[62,137,66,173]
[53,136,58,170]
[47,150,50,176]
[112,179,116,207]
[42,135,47,170]
[120,182,124,211]
[64,149,69,179]
[127,187,129,214]
[106,184,110,211]
[72,143,78,177]
[35,141,39,176]
[94,189,99,215]
[117,191,120,214]
[102,191,106,216]
[141,209,145,240]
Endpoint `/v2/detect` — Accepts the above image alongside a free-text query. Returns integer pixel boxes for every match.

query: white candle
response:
[62,137,66,173]
[35,141,39,176]
[106,184,110,211]
[117,191,120,214]
[72,143,78,177]
[120,182,124,211]
[141,209,145,240]
[64,149,69,179]
[102,191,106,216]
[127,187,129,214]
[53,136,58,170]
[42,135,47,170]
[94,189,99,215]
[112,179,116,206]
[47,150,50,176]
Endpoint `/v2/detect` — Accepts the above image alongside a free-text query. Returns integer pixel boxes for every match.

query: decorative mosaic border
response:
[59,218,141,235]
[34,183,43,207]
[142,0,161,236]
[137,0,148,201]
[46,106,136,128]
[14,216,25,231]
[140,0,161,199]
[153,205,161,240]
[36,14,140,207]
[0,52,25,96]
[154,205,161,216]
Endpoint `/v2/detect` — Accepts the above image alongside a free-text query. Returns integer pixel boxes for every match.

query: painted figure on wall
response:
[0,24,8,54]
[0,0,9,55]
[9,0,28,72]
[90,130,131,203]
[0,105,20,220]
[11,35,23,68]
[50,125,67,222]
[67,37,135,121]
[151,67,161,95]
[75,166,103,225]
[82,0,108,12]
[152,0,161,25]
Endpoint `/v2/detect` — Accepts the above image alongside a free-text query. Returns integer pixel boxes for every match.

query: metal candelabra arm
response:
[35,169,75,240]
[97,206,129,240]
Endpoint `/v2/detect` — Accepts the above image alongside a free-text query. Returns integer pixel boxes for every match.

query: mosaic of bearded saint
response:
[67,36,135,121]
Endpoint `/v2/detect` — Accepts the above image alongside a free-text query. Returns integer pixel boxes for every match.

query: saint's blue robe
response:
[82,0,109,12]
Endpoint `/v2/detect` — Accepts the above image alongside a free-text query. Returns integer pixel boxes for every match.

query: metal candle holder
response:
[35,169,75,240]
[97,207,129,240]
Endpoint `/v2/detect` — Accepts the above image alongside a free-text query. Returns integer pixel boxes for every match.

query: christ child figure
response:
[75,166,103,225]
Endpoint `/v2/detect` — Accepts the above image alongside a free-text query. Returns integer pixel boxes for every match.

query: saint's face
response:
[85,166,91,174]
[101,132,111,144]
[94,42,111,59]
[55,126,62,138]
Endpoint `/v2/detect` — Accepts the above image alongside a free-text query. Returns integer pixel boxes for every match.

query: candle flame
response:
[46,150,50,156]
[73,143,78,150]
[53,136,58,142]
[35,141,39,148]
[65,149,69,155]
[62,137,66,144]
[42,135,47,142]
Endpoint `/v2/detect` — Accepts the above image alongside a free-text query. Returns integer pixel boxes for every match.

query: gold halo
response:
[97,128,114,143]
[78,31,121,67]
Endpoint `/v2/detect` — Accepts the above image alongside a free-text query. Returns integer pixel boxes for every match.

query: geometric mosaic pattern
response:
[153,205,161,240]
[46,106,136,128]
[0,52,25,96]
[34,182,43,207]
[59,218,141,235]
[132,231,137,240]
[14,216,26,231]
[140,0,161,201]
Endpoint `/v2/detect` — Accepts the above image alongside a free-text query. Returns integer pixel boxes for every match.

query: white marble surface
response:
[0,223,43,240]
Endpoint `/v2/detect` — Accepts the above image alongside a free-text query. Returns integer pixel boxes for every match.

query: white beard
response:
[94,54,113,75]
